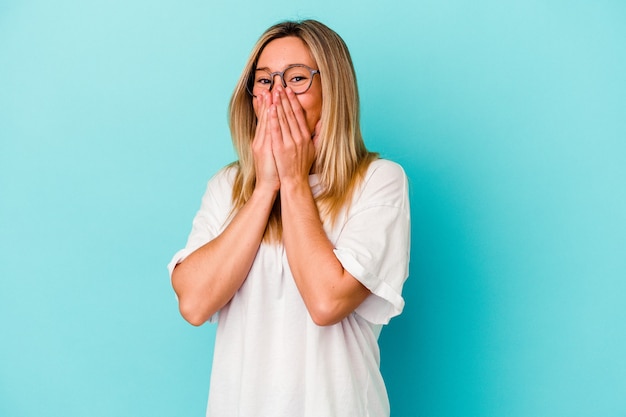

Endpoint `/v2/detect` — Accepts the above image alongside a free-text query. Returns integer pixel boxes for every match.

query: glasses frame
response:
[246,64,320,97]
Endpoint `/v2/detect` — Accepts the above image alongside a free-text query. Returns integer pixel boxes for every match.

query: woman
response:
[168,19,410,417]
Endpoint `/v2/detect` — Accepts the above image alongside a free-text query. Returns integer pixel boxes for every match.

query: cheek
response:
[252,98,260,119]
[299,96,322,134]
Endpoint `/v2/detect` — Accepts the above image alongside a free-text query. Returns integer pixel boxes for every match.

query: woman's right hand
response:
[252,90,280,193]
[172,91,282,326]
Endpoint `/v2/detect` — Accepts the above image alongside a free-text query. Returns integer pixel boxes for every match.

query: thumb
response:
[311,120,322,144]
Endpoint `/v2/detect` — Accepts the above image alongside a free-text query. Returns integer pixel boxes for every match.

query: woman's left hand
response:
[269,87,370,327]
[269,86,317,186]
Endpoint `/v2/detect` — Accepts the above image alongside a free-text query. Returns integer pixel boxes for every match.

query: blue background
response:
[1,1,625,416]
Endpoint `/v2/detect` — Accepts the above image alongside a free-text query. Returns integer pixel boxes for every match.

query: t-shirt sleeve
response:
[333,160,411,325]
[167,167,235,282]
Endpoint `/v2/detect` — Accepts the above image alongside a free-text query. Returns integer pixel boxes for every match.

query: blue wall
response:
[1,1,625,416]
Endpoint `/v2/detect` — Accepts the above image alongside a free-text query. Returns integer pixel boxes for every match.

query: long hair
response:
[228,19,378,242]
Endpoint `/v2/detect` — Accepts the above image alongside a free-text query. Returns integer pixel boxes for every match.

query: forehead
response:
[256,36,316,71]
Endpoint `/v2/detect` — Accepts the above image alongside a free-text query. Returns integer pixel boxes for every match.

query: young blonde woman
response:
[168,19,410,417]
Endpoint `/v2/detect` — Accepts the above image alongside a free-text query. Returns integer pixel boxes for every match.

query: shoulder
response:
[206,164,238,192]
[353,159,409,209]
[213,163,239,183]
[361,159,408,195]
[364,159,407,183]
[196,164,239,211]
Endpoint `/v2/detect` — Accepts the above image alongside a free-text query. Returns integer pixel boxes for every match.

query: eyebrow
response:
[255,64,307,72]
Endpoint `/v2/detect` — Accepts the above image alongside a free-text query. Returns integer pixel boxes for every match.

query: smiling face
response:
[252,36,322,135]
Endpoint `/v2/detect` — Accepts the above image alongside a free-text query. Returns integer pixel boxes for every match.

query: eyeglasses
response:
[247,64,320,97]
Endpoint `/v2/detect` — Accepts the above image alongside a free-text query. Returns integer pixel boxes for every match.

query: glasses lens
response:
[251,70,272,96]
[248,66,316,96]
[284,66,313,94]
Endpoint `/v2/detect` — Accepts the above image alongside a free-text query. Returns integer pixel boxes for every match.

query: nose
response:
[269,73,285,92]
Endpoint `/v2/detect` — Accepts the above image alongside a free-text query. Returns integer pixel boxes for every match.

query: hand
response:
[252,90,280,193]
[269,86,317,186]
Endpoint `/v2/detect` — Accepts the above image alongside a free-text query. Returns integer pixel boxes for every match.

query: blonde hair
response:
[228,20,378,242]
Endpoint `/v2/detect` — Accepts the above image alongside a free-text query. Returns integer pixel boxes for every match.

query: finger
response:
[254,91,271,144]
[273,89,292,142]
[265,102,272,138]
[284,86,311,140]
[312,119,322,143]
[254,92,266,131]
[268,104,284,148]
[277,87,299,138]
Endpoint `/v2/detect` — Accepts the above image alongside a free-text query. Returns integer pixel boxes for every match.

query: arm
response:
[270,86,370,326]
[279,180,370,326]
[172,91,279,326]
[171,185,277,326]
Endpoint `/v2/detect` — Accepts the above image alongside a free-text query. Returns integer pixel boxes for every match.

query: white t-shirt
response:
[168,159,410,417]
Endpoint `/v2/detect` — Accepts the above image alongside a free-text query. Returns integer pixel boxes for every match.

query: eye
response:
[289,75,308,83]
[254,70,273,86]
[285,68,310,85]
